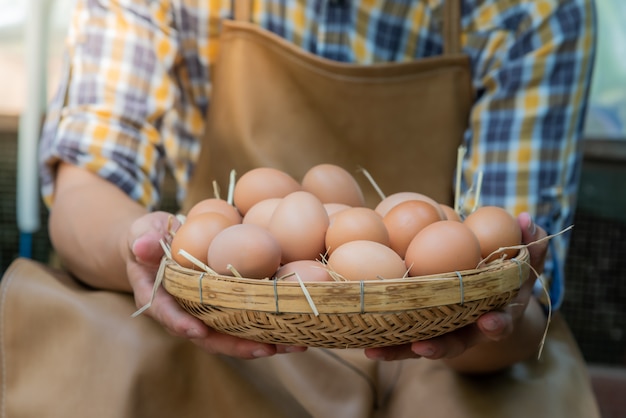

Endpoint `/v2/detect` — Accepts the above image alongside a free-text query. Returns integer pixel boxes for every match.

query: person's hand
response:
[363,211,548,362]
[127,211,307,359]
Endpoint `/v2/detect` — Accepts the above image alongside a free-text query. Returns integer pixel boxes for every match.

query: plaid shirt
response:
[39,0,596,309]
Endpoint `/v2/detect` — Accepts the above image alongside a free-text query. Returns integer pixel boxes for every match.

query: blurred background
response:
[0,0,624,414]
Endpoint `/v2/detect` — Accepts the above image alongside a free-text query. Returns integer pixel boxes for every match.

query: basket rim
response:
[162,247,529,315]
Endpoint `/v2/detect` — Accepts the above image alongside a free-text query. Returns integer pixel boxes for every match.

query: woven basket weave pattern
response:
[163,248,528,348]
[175,292,516,348]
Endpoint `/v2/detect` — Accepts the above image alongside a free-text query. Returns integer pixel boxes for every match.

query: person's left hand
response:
[363,212,548,362]
[129,211,308,359]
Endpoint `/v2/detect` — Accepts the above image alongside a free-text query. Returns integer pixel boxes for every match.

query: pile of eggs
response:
[170,164,522,282]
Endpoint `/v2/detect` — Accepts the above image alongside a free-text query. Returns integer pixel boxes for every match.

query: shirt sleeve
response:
[38,0,204,210]
[460,0,597,310]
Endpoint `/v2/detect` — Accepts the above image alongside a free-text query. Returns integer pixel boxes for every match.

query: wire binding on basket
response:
[455,271,465,305]
[360,281,365,314]
[273,279,279,314]
[198,272,206,304]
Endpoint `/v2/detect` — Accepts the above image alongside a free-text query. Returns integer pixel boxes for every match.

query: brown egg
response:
[325,207,390,255]
[268,191,330,264]
[301,163,365,207]
[463,206,522,262]
[374,191,446,219]
[170,212,235,269]
[242,198,281,228]
[233,167,301,215]
[207,224,282,279]
[323,203,351,219]
[186,198,243,224]
[275,260,333,282]
[405,220,481,276]
[327,240,407,281]
[383,200,442,258]
[439,204,462,222]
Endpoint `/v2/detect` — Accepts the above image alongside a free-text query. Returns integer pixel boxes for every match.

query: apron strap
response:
[233,0,462,56]
[234,0,251,22]
[443,0,462,55]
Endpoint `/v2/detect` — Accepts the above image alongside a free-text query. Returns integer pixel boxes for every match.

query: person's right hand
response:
[126,211,306,359]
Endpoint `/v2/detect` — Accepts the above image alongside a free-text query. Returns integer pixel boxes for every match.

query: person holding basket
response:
[1,0,599,417]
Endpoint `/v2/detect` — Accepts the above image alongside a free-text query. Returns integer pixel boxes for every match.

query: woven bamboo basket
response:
[162,247,529,348]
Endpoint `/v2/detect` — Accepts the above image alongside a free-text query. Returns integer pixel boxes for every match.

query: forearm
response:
[443,296,547,375]
[49,163,147,292]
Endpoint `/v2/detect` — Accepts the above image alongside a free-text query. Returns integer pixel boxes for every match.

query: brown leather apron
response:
[183,0,472,212]
[0,1,600,417]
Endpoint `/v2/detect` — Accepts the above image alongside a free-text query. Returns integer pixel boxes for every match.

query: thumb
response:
[131,231,168,265]
[130,212,181,265]
[517,212,548,277]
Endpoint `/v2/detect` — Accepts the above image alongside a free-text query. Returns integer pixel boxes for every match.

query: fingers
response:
[409,312,511,360]
[518,211,537,241]
[138,283,282,359]
[475,310,514,341]
[190,330,279,359]
[128,260,209,341]
[147,287,210,339]
[517,212,548,277]
[276,345,308,354]
[365,344,415,361]
[366,215,546,363]
[131,231,169,265]
[131,260,306,359]
[518,212,548,246]
[128,211,181,265]
[126,212,299,359]
[364,309,516,362]
[410,322,488,360]
[192,337,307,359]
